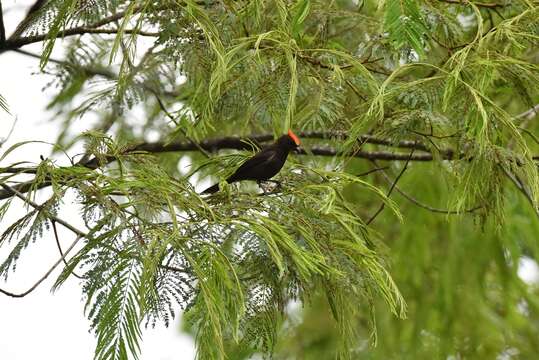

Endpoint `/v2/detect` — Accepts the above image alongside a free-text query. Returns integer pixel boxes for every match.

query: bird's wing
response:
[227,148,276,182]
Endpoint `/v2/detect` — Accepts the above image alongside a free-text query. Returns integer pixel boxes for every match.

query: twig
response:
[516,103,539,132]
[0,234,82,297]
[0,1,212,54]
[153,94,211,158]
[499,165,539,218]
[0,183,87,236]
[12,48,181,98]
[437,0,507,9]
[0,117,17,148]
[366,149,415,225]
[357,166,389,177]
[51,220,83,279]
[376,167,482,214]
[516,104,539,120]
[7,27,158,48]
[0,184,190,279]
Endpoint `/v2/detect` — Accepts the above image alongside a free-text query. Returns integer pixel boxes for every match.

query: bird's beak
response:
[288,129,301,146]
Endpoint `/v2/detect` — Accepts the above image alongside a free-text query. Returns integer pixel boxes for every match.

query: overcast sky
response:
[0,1,195,359]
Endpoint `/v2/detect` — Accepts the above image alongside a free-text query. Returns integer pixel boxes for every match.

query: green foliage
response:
[1,0,539,359]
[383,0,428,57]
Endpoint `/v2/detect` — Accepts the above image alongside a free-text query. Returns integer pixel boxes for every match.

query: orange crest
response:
[287,129,301,146]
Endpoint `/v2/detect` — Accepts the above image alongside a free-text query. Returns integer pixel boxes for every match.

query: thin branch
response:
[516,104,539,120]
[125,136,538,163]
[12,48,181,98]
[0,166,38,174]
[0,184,189,279]
[357,166,390,177]
[153,94,211,158]
[6,3,146,47]
[51,220,83,279]
[1,3,151,53]
[516,103,539,132]
[0,183,87,237]
[83,142,448,169]
[0,117,17,148]
[56,27,159,37]
[376,166,482,214]
[130,136,439,156]
[499,165,539,218]
[437,0,508,8]
[0,234,83,298]
[366,149,415,225]
[299,52,392,76]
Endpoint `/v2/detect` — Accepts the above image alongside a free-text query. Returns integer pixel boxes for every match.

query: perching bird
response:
[201,130,301,194]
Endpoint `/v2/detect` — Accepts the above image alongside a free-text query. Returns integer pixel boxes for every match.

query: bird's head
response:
[277,129,301,150]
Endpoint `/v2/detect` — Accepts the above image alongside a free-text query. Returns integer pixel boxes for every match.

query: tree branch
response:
[0,0,6,44]
[2,132,538,201]
[123,135,539,163]
[12,48,182,98]
[499,165,539,219]
[376,165,482,214]
[51,220,83,279]
[0,234,83,298]
[1,3,149,53]
[0,1,213,54]
[0,183,190,293]
[0,183,87,237]
[3,27,159,50]
[516,104,539,121]
[0,183,84,298]
[437,0,507,8]
[366,149,415,225]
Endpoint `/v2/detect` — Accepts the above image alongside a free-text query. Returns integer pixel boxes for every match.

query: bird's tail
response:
[201,183,220,194]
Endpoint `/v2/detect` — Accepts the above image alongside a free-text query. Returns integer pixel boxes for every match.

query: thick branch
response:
[128,134,443,157]
[2,26,157,52]
[0,1,213,53]
[26,0,46,15]
[2,133,539,201]
[1,3,149,53]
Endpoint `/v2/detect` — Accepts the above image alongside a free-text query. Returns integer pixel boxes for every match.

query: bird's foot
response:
[257,180,281,194]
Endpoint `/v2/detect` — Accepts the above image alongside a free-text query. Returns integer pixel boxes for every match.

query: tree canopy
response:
[0,0,538,359]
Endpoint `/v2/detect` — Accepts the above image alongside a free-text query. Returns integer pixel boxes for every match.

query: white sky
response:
[0,1,195,359]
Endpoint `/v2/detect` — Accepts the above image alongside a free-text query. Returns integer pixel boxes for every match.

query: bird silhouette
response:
[201,130,301,194]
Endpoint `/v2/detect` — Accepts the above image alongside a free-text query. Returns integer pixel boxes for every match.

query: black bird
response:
[202,130,301,194]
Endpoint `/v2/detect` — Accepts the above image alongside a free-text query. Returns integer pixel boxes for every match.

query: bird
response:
[201,129,301,194]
